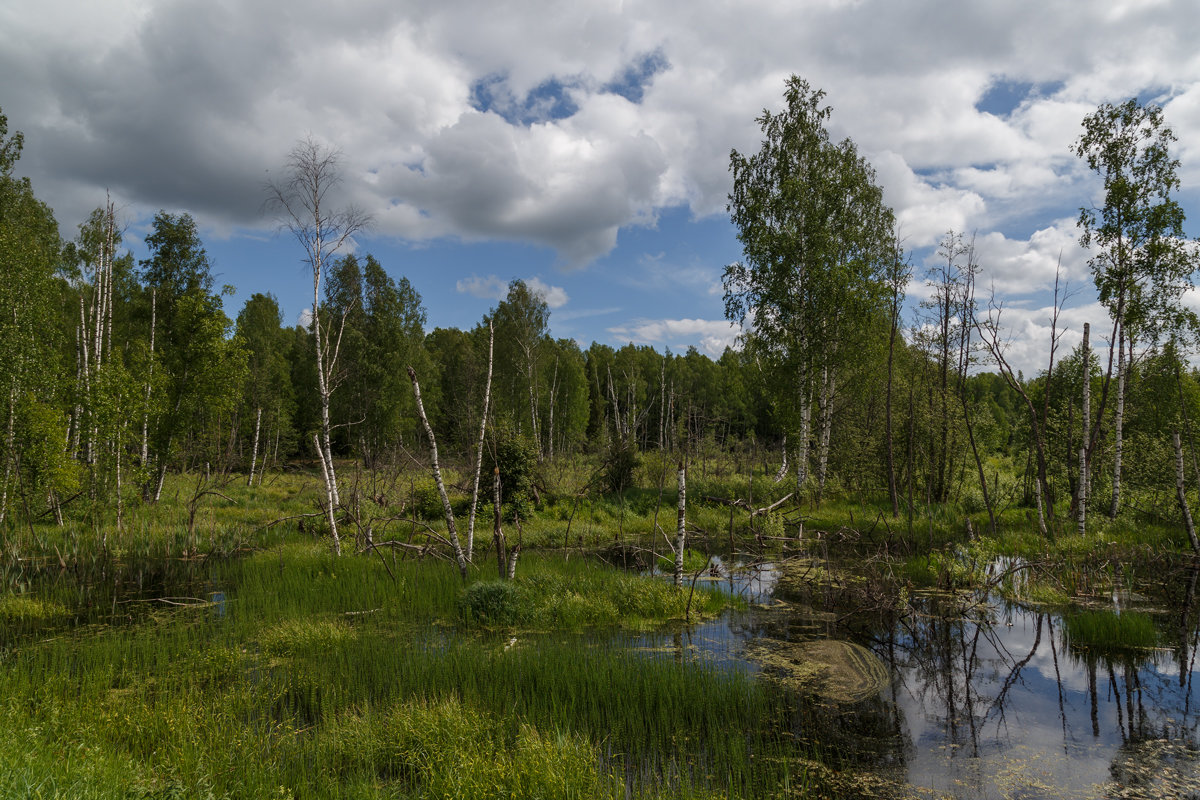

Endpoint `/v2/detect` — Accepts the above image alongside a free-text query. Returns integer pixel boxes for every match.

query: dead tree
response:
[1174,432,1200,554]
[492,467,508,578]
[408,365,469,578]
[266,137,370,556]
[466,321,494,562]
[674,462,687,588]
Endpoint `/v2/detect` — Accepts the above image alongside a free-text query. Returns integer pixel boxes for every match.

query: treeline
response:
[2,82,1199,539]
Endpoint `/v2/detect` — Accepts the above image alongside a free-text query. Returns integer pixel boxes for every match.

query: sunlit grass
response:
[0,535,818,799]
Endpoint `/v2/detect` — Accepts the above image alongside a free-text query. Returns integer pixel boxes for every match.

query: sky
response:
[4,0,1200,375]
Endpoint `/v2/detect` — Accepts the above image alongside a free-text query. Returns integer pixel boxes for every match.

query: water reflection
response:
[637,560,1200,799]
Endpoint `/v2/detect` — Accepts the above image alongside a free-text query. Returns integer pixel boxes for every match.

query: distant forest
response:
[2,77,1198,539]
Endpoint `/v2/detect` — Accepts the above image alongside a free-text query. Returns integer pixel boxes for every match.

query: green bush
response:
[484,421,538,521]
[602,440,640,494]
[459,580,526,626]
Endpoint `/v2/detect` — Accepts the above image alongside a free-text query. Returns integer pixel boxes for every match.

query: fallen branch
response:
[701,492,793,517]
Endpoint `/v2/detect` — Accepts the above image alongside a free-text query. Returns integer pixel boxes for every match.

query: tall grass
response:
[0,537,829,798]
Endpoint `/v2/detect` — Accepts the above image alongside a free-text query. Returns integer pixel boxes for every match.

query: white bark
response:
[141,287,156,467]
[409,365,469,578]
[1109,327,1126,519]
[1078,322,1090,535]
[466,321,494,562]
[795,381,811,490]
[248,407,262,488]
[1034,474,1048,537]
[0,388,14,526]
[674,462,687,588]
[607,365,624,442]
[547,355,559,460]
[815,366,834,494]
[492,467,507,579]
[313,432,341,555]
[266,138,369,555]
[773,435,789,483]
[1175,431,1200,554]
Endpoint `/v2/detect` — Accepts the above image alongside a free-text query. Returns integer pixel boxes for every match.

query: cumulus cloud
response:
[456,274,508,301]
[4,0,1200,310]
[608,318,741,357]
[525,276,569,308]
[455,274,569,308]
[974,301,1108,377]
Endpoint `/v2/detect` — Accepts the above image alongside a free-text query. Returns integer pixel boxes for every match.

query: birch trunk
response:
[607,365,624,443]
[1109,326,1126,519]
[248,407,262,487]
[492,467,507,578]
[547,355,558,461]
[506,545,521,580]
[795,381,811,491]
[115,419,124,531]
[815,367,834,500]
[1078,322,1090,535]
[885,315,900,517]
[466,322,494,562]
[409,366,468,578]
[141,288,156,467]
[659,356,667,450]
[313,433,341,555]
[1174,431,1200,555]
[773,435,789,483]
[674,462,687,588]
[0,388,14,526]
[1034,473,1048,537]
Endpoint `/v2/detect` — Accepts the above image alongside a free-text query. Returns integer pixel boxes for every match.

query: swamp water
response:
[624,558,1200,799]
[5,548,1200,799]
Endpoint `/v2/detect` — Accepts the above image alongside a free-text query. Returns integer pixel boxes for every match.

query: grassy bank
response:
[0,535,838,799]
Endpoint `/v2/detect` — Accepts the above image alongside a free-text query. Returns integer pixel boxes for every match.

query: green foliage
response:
[0,106,63,522]
[485,420,537,520]
[14,397,80,500]
[459,580,524,626]
[603,438,640,494]
[459,559,727,630]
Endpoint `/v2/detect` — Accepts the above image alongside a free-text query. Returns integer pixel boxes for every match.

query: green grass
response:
[0,536,822,799]
[1064,610,1158,654]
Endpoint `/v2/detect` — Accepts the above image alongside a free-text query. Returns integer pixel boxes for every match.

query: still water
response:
[638,559,1200,799]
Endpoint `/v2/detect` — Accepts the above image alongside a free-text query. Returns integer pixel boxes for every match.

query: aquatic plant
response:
[1064,609,1157,653]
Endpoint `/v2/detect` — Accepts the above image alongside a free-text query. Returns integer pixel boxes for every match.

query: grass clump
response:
[258,618,354,656]
[1064,610,1157,653]
[459,558,728,630]
[459,581,525,626]
[0,593,70,625]
[325,695,609,798]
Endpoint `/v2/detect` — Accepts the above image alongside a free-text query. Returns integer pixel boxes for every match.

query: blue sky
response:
[4,0,1200,373]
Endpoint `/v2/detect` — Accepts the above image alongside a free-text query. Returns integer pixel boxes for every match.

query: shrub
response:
[459,580,526,626]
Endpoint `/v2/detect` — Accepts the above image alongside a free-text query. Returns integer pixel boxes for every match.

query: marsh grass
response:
[0,536,823,799]
[1064,609,1159,654]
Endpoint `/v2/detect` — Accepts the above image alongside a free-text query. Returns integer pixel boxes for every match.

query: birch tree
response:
[266,138,371,554]
[723,76,894,496]
[0,108,62,525]
[1074,99,1197,519]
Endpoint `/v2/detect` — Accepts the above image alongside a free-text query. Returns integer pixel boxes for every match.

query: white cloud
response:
[526,276,569,308]
[608,317,742,356]
[455,274,508,301]
[455,274,569,308]
[4,0,1200,282]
